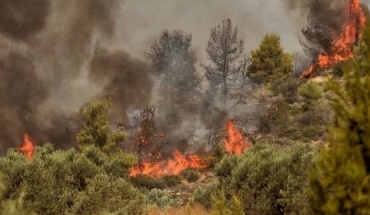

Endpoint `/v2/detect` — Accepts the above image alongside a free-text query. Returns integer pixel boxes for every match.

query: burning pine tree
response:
[301,0,366,77]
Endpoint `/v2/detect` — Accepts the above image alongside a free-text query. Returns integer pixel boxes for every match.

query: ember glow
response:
[224,121,252,155]
[301,0,366,78]
[130,150,207,178]
[17,134,36,160]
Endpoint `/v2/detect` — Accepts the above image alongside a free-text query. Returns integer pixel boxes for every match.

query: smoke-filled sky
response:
[0,0,367,153]
[115,0,305,61]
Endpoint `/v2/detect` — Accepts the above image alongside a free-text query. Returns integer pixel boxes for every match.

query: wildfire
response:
[17,134,36,160]
[130,150,207,178]
[301,0,366,78]
[224,120,252,155]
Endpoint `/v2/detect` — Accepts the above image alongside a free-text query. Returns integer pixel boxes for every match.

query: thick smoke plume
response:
[0,52,48,152]
[1,0,365,153]
[0,0,50,41]
[283,0,347,58]
[89,47,153,122]
[283,0,368,66]
[0,0,152,153]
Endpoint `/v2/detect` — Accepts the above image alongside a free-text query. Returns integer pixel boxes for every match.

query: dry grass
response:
[145,204,210,215]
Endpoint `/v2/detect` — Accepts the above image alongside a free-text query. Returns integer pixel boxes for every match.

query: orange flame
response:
[224,120,252,155]
[301,0,366,78]
[17,134,36,160]
[130,150,207,178]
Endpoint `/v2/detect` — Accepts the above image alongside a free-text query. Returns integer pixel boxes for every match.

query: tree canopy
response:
[247,33,293,86]
[76,98,124,152]
[146,30,201,116]
[309,22,370,215]
[204,18,245,105]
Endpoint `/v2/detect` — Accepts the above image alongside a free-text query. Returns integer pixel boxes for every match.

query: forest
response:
[0,0,370,214]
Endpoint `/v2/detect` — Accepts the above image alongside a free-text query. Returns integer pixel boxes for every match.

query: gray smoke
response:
[0,0,152,152]
[0,0,50,41]
[0,52,48,152]
[282,0,367,59]
[89,46,153,122]
[1,0,357,153]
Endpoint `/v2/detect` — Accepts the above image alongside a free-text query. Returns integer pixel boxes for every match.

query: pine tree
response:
[146,30,201,116]
[309,22,370,215]
[203,18,245,105]
[248,33,296,101]
[248,33,293,85]
[76,98,124,151]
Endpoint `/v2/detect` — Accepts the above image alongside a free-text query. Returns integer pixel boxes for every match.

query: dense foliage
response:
[247,33,293,88]
[214,142,318,215]
[203,18,246,104]
[77,98,125,151]
[0,144,143,215]
[1,14,370,215]
[309,22,370,215]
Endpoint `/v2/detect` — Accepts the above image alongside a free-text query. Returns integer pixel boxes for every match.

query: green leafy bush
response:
[163,175,182,187]
[71,174,144,215]
[202,155,220,168]
[76,98,125,151]
[211,189,244,215]
[298,81,322,103]
[215,142,318,214]
[215,155,238,180]
[181,169,201,182]
[131,175,167,189]
[309,22,370,214]
[146,188,181,209]
[193,181,220,209]
[0,144,144,215]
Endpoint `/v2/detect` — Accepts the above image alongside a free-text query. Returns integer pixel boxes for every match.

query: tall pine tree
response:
[309,22,370,214]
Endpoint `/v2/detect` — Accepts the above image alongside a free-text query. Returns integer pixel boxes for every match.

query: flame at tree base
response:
[17,134,36,160]
[224,120,252,155]
[301,0,366,78]
[130,150,207,178]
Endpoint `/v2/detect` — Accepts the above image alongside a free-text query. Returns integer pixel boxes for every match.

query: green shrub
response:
[215,155,238,180]
[146,188,181,209]
[131,175,167,189]
[181,169,201,182]
[0,144,144,215]
[211,189,244,215]
[193,181,220,209]
[71,174,144,215]
[202,155,219,168]
[215,142,318,214]
[298,81,322,103]
[0,173,32,215]
[162,175,182,187]
[309,23,370,214]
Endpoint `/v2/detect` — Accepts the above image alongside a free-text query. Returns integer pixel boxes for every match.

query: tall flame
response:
[301,0,366,78]
[17,134,36,160]
[224,120,252,155]
[130,150,207,178]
